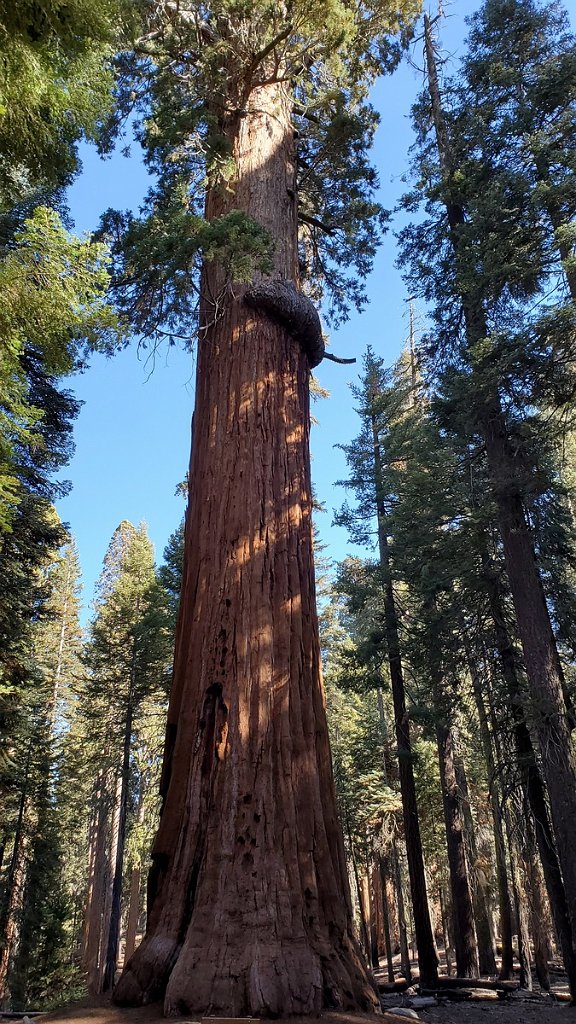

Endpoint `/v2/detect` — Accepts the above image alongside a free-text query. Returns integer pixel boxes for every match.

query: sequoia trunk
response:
[114,81,377,1016]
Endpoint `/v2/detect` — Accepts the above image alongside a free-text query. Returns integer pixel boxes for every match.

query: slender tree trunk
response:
[370,422,437,985]
[346,819,371,962]
[49,559,72,736]
[479,420,576,957]
[124,867,142,966]
[83,770,110,991]
[0,776,30,1003]
[468,664,514,979]
[392,841,412,983]
[454,749,496,974]
[0,840,26,1005]
[439,883,453,977]
[373,692,396,983]
[379,856,395,982]
[124,781,147,964]
[80,797,99,965]
[426,603,477,980]
[114,80,377,1016]
[515,711,576,993]
[524,817,552,992]
[485,672,532,990]
[434,719,479,978]
[97,771,122,992]
[503,802,532,990]
[362,864,380,970]
[103,675,135,991]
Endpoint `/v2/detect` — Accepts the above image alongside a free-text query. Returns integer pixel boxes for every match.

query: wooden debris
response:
[376,978,411,993]
[201,1018,260,1024]
[433,976,518,991]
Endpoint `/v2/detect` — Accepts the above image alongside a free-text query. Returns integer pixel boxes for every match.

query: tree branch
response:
[298,211,336,235]
[324,352,356,364]
[249,24,293,77]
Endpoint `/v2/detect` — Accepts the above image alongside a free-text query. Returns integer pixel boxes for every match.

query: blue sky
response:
[57,3,480,620]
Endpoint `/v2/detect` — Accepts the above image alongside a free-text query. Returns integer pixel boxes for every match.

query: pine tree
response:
[335,347,439,985]
[80,521,172,994]
[0,536,84,1008]
[396,1,576,966]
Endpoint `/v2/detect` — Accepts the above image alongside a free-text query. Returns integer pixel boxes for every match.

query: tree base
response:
[114,931,378,1017]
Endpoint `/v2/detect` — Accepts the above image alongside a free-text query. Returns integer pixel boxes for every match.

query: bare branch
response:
[298,212,336,235]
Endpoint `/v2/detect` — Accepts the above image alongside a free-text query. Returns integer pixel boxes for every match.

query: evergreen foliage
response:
[0,540,84,1007]
[4,0,576,1005]
[99,0,421,340]
[78,521,173,993]
[0,0,121,208]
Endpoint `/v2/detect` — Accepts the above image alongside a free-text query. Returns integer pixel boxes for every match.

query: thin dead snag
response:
[114,81,377,1016]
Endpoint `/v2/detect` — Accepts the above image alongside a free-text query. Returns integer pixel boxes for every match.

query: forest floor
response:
[40,993,575,1024]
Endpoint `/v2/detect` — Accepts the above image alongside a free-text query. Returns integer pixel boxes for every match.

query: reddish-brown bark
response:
[124,865,142,966]
[114,82,377,1016]
[82,773,108,990]
[376,858,395,982]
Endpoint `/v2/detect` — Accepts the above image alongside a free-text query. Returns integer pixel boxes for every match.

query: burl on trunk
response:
[114,82,377,1016]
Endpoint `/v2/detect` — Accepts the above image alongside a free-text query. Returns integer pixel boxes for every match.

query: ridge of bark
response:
[244,279,325,367]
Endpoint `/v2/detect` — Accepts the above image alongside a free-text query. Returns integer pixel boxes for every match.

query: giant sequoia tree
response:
[110,0,419,1015]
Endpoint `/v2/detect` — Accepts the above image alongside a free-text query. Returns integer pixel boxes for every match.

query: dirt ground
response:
[40,997,575,1024]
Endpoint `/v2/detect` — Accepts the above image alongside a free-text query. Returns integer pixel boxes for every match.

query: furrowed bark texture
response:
[114,82,377,1017]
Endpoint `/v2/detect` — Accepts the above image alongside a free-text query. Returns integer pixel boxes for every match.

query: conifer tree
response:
[335,348,439,985]
[397,0,576,962]
[107,0,423,1013]
[0,0,121,209]
[0,536,84,1007]
[81,521,171,994]
[0,0,124,772]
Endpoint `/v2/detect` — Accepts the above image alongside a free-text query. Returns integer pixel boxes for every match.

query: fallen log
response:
[430,976,518,991]
[420,987,514,1003]
[376,978,411,993]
